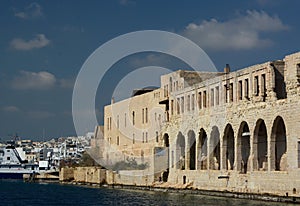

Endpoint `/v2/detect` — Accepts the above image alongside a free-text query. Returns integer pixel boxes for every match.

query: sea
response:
[0,180,292,206]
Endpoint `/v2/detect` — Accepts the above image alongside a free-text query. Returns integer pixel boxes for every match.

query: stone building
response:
[98,52,300,196]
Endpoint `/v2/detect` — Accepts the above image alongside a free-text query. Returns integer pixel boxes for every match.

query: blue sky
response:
[1,0,300,140]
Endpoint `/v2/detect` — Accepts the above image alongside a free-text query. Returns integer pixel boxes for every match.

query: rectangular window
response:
[146,132,148,143]
[216,86,219,105]
[145,108,148,123]
[261,74,266,99]
[156,131,159,143]
[210,88,214,107]
[117,136,120,146]
[142,132,144,143]
[229,83,233,102]
[238,80,242,100]
[142,109,144,124]
[198,92,202,109]
[224,84,228,103]
[245,79,249,99]
[191,94,195,110]
[133,134,135,144]
[254,75,259,96]
[203,91,207,108]
[132,111,135,125]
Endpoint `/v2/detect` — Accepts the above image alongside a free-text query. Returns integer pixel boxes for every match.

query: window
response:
[238,80,242,100]
[146,132,148,143]
[254,75,259,96]
[261,74,266,99]
[132,111,135,125]
[211,88,214,107]
[198,92,202,109]
[224,84,228,103]
[133,133,135,144]
[117,136,120,146]
[169,77,173,92]
[203,91,207,108]
[156,131,159,143]
[145,108,148,123]
[216,86,219,105]
[229,83,233,102]
[245,79,249,99]
[142,109,144,124]
[191,94,195,110]
[7,157,10,161]
[142,132,144,143]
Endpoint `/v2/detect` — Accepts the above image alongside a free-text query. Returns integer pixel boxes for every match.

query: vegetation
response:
[111,157,148,171]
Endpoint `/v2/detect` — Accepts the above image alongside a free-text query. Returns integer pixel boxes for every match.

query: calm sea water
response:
[0,180,292,206]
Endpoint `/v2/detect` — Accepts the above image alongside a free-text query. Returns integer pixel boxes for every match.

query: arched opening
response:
[210,126,220,170]
[176,132,185,170]
[271,116,287,171]
[222,124,234,170]
[163,133,169,147]
[237,122,250,173]
[253,119,268,171]
[187,130,196,170]
[197,128,207,170]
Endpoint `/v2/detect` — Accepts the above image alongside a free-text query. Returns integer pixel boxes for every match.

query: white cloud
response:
[14,2,43,19]
[10,34,50,51]
[11,71,56,90]
[182,10,288,51]
[2,106,20,112]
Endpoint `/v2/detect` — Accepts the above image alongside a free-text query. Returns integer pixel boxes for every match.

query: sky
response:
[1,0,300,140]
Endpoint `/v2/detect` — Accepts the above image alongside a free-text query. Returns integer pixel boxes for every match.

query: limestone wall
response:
[73,167,106,184]
[59,167,74,181]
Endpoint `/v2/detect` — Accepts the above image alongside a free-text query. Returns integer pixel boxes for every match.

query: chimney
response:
[224,64,230,73]
[111,97,115,104]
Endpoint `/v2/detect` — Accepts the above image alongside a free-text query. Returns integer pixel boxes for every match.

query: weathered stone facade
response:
[98,52,300,197]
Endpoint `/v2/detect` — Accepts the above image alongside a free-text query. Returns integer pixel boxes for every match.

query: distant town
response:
[0,132,94,172]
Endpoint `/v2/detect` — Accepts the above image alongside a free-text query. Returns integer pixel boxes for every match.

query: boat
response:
[0,143,39,179]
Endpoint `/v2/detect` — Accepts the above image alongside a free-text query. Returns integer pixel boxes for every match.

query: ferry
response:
[0,143,39,179]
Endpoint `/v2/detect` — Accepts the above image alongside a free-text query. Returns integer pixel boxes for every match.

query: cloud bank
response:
[182,10,288,51]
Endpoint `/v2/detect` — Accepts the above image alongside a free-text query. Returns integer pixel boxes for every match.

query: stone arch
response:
[237,121,250,173]
[187,130,196,170]
[176,132,185,170]
[209,126,220,170]
[271,116,287,171]
[197,128,208,170]
[222,124,235,170]
[253,119,268,171]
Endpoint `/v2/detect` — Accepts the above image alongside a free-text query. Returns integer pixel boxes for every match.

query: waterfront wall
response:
[60,167,74,181]
[59,167,106,184]
[106,170,154,186]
